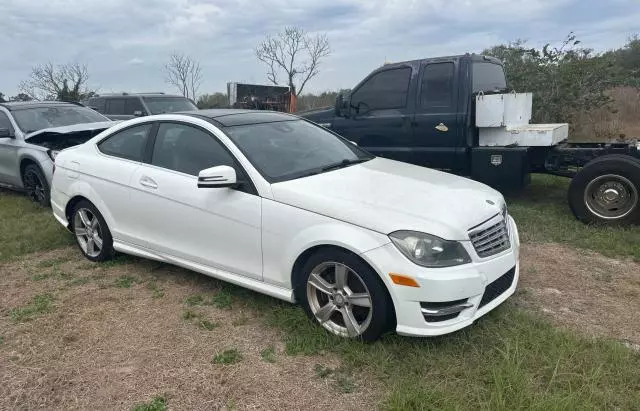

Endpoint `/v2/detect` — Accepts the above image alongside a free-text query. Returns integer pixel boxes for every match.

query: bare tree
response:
[256,26,331,97]
[19,62,93,101]
[164,53,203,100]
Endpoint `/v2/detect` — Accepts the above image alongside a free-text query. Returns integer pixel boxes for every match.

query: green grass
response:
[0,335,5,345]
[114,275,138,288]
[68,276,92,286]
[146,280,165,299]
[184,294,205,306]
[131,396,167,411]
[210,290,233,309]
[31,267,74,281]
[197,319,219,330]
[0,190,74,261]
[508,174,640,260]
[10,293,55,322]
[212,349,243,365]
[261,345,277,363]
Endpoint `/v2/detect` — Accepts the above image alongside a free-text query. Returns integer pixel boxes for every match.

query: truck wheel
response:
[568,154,640,225]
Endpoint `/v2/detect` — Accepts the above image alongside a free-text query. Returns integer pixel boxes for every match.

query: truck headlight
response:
[389,231,471,268]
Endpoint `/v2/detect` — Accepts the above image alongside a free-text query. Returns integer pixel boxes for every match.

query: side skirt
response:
[113,240,295,303]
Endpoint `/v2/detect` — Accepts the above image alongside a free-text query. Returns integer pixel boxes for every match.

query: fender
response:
[261,203,391,289]
[63,178,117,235]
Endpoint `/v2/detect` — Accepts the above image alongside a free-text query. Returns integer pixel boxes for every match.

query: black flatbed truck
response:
[300,54,640,225]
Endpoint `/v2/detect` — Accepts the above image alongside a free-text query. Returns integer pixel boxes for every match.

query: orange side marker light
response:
[389,273,420,288]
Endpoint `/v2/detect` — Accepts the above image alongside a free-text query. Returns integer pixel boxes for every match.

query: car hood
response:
[270,158,505,241]
[297,107,334,125]
[24,121,118,140]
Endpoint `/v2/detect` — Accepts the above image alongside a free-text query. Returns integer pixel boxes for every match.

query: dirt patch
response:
[518,243,640,347]
[0,248,380,410]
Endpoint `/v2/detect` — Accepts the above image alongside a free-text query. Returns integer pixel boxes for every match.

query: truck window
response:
[472,62,507,93]
[350,67,411,111]
[420,63,454,108]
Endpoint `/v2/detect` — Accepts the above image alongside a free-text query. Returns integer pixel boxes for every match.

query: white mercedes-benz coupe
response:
[51,110,520,340]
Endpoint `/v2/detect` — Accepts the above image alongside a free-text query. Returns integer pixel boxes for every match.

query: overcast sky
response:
[1,0,638,98]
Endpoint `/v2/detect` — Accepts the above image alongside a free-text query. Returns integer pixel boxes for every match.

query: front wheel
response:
[568,154,640,225]
[22,164,50,207]
[71,200,115,262]
[296,249,394,341]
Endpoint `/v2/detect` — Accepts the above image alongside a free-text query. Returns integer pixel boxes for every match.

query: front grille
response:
[469,218,510,258]
[479,266,516,308]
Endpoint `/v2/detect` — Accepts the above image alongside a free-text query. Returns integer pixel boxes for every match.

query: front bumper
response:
[362,215,520,337]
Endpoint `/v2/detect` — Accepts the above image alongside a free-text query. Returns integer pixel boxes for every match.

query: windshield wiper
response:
[321,158,370,172]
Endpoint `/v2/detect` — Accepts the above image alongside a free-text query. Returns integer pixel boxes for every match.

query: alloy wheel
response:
[23,169,46,204]
[74,208,104,258]
[306,261,373,338]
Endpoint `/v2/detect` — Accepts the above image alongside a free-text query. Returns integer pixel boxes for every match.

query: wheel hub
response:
[602,188,620,202]
[333,293,346,307]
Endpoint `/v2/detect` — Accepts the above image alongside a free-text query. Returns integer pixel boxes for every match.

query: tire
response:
[295,248,395,341]
[71,200,115,262]
[568,154,640,225]
[22,163,50,207]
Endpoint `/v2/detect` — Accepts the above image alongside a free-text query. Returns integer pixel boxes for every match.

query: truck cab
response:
[302,54,506,173]
[300,54,640,225]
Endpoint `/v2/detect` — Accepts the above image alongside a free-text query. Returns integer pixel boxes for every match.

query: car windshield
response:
[12,105,108,133]
[224,119,374,182]
[142,97,197,114]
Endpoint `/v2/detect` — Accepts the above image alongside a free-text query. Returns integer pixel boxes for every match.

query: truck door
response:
[412,61,463,170]
[331,65,415,163]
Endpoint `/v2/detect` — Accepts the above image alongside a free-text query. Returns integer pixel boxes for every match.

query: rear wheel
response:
[296,249,394,341]
[22,164,50,207]
[569,155,640,225]
[71,200,114,262]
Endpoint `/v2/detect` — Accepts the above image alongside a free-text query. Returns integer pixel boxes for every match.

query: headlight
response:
[389,231,471,268]
[47,150,59,161]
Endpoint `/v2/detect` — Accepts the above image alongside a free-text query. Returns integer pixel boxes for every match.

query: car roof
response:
[184,109,299,127]
[0,101,84,110]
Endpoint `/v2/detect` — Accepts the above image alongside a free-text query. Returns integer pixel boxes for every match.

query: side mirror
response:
[133,110,144,117]
[0,127,13,138]
[197,165,237,188]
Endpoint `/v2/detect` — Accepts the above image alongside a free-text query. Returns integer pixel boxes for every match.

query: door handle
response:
[435,123,449,132]
[139,176,158,189]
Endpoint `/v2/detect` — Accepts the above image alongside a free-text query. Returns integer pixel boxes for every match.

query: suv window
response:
[151,122,236,176]
[125,98,144,115]
[420,62,455,108]
[350,67,411,111]
[88,98,106,113]
[0,111,14,133]
[105,98,126,115]
[98,124,152,161]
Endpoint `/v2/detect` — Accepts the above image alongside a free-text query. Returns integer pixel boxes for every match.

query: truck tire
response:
[568,154,640,225]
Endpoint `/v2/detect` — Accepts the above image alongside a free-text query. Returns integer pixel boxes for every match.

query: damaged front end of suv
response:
[25,121,118,162]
